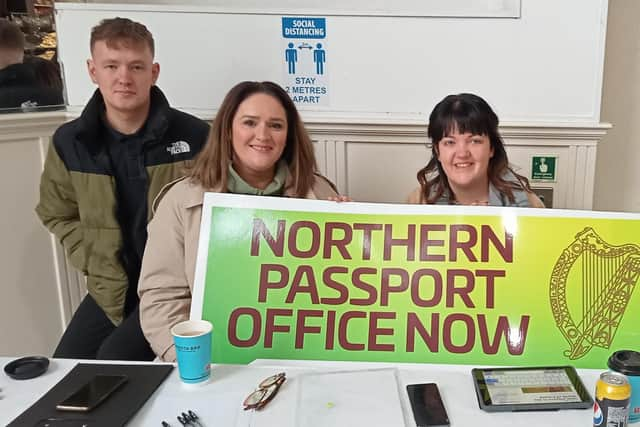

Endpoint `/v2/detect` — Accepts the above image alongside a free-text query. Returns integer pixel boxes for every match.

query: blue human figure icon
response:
[285,43,298,74]
[313,43,326,75]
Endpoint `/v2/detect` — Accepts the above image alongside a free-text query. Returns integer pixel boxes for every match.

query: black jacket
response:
[0,63,63,111]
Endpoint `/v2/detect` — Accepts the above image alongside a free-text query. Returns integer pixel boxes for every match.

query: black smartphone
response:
[406,383,450,427]
[56,374,128,412]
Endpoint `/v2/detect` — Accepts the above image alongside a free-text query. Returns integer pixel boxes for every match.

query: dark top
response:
[101,114,151,307]
[0,63,63,111]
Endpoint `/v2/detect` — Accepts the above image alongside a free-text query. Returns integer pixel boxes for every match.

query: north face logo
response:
[167,140,191,155]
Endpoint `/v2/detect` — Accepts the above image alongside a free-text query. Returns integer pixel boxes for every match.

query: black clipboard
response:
[8,363,173,426]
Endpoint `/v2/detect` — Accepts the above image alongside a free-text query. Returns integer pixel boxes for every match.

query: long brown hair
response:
[417,93,532,204]
[189,81,318,197]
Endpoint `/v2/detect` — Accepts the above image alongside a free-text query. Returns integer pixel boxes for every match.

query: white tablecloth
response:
[0,356,603,426]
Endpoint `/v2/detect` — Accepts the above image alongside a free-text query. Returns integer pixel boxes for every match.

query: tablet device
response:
[471,366,593,412]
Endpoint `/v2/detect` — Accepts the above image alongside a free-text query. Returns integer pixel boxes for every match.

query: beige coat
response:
[138,175,338,362]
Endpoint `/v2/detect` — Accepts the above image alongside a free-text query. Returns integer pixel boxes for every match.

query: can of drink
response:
[594,371,631,427]
[609,350,640,423]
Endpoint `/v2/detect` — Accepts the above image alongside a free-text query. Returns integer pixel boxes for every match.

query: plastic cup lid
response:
[3,356,50,380]
[608,350,640,376]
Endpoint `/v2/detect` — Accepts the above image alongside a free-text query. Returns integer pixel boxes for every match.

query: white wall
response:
[0,113,70,356]
[55,0,608,124]
[594,0,640,213]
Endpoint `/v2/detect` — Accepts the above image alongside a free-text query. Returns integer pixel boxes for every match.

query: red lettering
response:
[323,222,353,259]
[410,269,443,307]
[406,312,439,352]
[449,224,478,262]
[419,224,446,261]
[380,268,409,306]
[481,225,513,262]
[442,313,475,353]
[368,311,396,351]
[258,264,288,302]
[338,311,366,350]
[350,267,378,305]
[251,218,285,256]
[321,267,349,305]
[325,310,336,350]
[446,269,475,308]
[384,224,416,261]
[295,309,323,349]
[285,265,319,304]
[477,314,530,355]
[476,269,505,308]
[288,221,320,258]
[264,308,292,348]
[228,307,261,347]
[353,223,383,260]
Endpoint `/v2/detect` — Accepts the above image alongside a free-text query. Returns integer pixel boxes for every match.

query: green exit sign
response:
[531,156,557,181]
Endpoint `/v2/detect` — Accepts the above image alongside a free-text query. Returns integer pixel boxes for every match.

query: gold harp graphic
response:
[549,227,640,359]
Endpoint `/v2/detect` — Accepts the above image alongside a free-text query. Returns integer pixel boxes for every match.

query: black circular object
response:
[4,356,50,380]
[608,350,640,376]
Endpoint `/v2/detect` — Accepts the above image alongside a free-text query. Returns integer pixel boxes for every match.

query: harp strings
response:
[581,248,623,333]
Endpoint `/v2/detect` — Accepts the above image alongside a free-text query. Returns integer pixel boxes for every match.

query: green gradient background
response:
[200,207,640,368]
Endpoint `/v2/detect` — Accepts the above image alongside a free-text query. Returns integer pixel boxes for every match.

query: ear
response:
[151,62,160,85]
[87,59,98,84]
[490,145,495,158]
[434,143,441,161]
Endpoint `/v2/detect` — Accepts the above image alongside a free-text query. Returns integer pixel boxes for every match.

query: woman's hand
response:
[327,195,352,203]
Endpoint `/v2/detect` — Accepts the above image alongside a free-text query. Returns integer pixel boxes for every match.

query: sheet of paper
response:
[295,368,406,427]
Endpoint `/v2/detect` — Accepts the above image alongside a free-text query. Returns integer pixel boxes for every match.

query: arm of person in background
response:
[527,191,545,208]
[138,184,192,362]
[35,142,87,273]
[405,187,423,204]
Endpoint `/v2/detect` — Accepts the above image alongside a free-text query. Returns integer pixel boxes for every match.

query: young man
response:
[0,18,63,110]
[36,17,209,360]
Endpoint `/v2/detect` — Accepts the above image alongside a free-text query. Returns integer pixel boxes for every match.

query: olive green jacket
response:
[35,87,209,325]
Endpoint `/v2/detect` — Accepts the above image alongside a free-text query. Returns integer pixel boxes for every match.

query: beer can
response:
[594,371,631,427]
[608,350,640,423]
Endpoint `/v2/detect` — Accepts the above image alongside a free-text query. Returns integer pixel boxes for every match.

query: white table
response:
[0,357,602,426]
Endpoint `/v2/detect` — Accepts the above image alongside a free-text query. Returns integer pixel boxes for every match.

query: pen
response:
[188,410,205,427]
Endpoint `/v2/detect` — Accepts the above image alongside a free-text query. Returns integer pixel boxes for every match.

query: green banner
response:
[191,194,640,368]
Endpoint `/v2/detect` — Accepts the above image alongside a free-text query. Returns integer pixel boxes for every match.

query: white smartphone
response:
[55,374,128,412]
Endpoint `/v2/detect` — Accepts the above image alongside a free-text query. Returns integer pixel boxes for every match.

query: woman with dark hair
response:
[138,81,343,362]
[408,93,544,207]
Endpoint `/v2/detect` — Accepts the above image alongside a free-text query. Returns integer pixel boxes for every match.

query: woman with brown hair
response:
[138,81,342,362]
[408,93,544,207]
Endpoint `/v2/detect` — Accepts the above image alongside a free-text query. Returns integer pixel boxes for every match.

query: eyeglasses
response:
[243,372,286,410]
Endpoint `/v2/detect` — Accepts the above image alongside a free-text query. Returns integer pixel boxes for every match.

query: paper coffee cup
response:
[171,320,213,384]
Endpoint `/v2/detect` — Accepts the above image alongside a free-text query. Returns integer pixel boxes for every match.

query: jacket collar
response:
[76,85,170,155]
[182,172,321,209]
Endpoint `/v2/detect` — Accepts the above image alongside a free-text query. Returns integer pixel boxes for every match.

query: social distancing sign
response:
[281,17,330,107]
